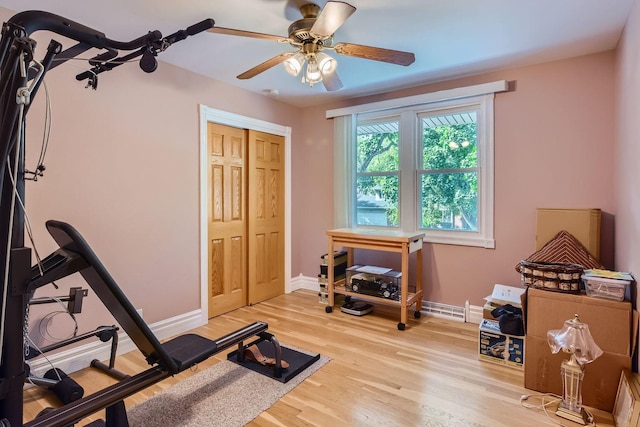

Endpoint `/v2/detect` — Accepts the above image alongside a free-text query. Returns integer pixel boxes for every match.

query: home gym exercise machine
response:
[0,10,285,427]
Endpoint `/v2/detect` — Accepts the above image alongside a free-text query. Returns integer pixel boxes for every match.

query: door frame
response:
[198,105,292,322]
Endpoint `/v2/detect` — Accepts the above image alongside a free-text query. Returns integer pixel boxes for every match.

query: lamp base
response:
[556,405,589,425]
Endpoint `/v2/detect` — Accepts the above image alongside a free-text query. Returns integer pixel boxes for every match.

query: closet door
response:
[247,130,285,304]
[207,123,247,317]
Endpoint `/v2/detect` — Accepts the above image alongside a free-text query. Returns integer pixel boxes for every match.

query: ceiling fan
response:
[207,1,415,91]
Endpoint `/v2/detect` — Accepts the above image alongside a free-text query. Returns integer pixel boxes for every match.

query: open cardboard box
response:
[524,288,638,412]
[483,284,526,321]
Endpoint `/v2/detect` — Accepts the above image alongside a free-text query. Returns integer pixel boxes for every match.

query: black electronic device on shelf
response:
[340,300,374,316]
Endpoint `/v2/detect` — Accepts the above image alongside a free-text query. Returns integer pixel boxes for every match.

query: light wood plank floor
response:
[23,290,614,426]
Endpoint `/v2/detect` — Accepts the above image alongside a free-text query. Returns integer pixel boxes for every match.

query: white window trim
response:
[329,81,507,249]
[326,80,508,118]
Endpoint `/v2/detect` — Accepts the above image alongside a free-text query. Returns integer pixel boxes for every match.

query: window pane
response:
[357,120,399,172]
[422,113,477,170]
[420,172,477,231]
[356,175,399,227]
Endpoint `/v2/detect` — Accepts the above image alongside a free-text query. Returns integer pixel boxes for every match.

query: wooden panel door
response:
[247,130,285,304]
[207,123,246,317]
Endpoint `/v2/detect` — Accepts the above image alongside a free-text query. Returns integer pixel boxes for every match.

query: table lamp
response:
[547,314,603,425]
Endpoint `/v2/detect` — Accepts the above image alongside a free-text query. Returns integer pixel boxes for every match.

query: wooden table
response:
[325,228,424,330]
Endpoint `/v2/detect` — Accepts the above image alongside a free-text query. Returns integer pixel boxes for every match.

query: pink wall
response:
[615,0,640,363]
[0,6,300,340]
[293,52,616,307]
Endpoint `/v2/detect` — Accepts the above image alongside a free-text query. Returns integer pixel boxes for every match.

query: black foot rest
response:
[228,337,321,383]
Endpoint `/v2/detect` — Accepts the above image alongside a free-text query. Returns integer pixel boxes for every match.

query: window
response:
[329,81,506,248]
[419,109,478,232]
[355,118,399,227]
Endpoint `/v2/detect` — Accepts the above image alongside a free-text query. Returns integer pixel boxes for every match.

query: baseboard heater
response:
[421,300,466,322]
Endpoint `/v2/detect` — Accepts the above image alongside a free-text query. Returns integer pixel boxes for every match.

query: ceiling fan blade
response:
[208,27,293,43]
[322,70,343,91]
[333,42,415,66]
[237,52,296,79]
[310,1,356,39]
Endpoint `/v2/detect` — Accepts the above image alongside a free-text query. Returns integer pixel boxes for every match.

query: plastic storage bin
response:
[346,265,401,301]
[582,275,630,301]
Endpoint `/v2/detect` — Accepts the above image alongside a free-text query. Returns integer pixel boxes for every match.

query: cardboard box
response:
[484,283,526,321]
[486,284,526,307]
[525,288,635,412]
[483,302,500,320]
[526,288,632,355]
[479,319,524,369]
[525,335,631,412]
[536,208,601,260]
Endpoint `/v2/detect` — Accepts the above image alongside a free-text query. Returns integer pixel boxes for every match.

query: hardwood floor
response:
[22,290,614,426]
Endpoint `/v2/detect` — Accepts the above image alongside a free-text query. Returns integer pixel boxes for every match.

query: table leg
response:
[327,238,335,308]
[400,243,409,327]
[415,248,423,311]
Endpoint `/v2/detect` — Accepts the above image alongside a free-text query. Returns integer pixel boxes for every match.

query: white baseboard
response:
[291,274,320,293]
[28,309,204,378]
[465,301,483,324]
[291,274,484,324]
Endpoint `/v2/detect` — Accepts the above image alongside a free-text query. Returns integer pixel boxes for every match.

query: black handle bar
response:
[4,11,215,83]
[7,10,163,51]
[74,17,215,82]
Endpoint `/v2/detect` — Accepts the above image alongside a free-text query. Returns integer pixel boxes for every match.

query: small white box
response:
[583,275,630,301]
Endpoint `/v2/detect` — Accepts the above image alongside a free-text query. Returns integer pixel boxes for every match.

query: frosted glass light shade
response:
[283,53,304,76]
[547,314,603,365]
[316,52,337,75]
[305,58,322,84]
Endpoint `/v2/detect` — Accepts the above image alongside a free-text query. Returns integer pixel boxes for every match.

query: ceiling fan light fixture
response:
[283,52,305,76]
[305,57,322,86]
[316,52,337,75]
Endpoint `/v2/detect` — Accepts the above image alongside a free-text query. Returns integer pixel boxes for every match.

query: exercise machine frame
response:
[26,287,126,402]
[0,10,277,427]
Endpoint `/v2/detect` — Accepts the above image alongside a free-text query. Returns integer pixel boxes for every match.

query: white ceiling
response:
[0,0,635,107]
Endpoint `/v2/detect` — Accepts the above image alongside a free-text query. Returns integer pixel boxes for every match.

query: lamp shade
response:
[283,53,304,76]
[316,52,337,75]
[305,57,322,85]
[547,314,603,365]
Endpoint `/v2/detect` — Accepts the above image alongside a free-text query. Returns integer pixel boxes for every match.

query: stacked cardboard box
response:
[536,208,601,260]
[525,288,634,412]
[479,284,526,369]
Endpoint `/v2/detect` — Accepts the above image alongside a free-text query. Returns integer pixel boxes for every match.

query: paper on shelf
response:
[356,265,392,274]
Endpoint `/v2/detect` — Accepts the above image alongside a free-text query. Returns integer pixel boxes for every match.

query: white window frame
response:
[353,114,402,228]
[328,81,507,248]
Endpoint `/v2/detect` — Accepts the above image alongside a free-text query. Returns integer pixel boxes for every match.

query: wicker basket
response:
[519,261,584,293]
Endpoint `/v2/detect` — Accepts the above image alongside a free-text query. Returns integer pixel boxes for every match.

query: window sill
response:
[423,234,495,249]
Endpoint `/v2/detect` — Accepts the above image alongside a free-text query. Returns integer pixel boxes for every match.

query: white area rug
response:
[127,353,330,426]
